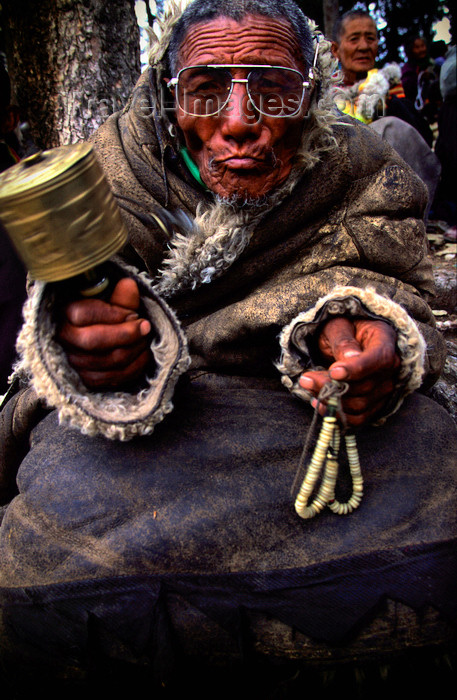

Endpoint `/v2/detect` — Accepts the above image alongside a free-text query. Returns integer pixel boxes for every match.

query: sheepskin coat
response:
[92,69,444,380]
[0,5,446,451]
[0,65,447,452]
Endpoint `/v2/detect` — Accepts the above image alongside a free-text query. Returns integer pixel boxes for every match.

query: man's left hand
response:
[299,317,400,426]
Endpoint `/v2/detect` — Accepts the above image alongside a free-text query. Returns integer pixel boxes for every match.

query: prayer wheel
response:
[0,143,128,295]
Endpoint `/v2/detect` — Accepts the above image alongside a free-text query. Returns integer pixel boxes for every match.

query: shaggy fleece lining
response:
[13,260,190,440]
[277,285,426,424]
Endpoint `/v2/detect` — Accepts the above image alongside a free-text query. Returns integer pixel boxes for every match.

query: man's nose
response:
[220,80,262,137]
[357,37,370,50]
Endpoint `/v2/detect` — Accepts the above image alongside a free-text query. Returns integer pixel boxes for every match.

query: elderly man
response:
[330,8,438,215]
[331,8,380,86]
[330,9,429,134]
[0,0,456,691]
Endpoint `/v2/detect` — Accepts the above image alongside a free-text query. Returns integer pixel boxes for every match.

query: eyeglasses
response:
[168,64,315,118]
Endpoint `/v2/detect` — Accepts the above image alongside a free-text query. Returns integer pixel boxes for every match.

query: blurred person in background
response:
[432,43,457,240]
[401,35,440,124]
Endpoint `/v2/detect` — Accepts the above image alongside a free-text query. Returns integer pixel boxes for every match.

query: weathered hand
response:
[299,316,400,426]
[57,278,152,389]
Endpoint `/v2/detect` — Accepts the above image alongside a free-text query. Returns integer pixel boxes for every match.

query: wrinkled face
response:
[172,15,312,200]
[332,17,378,84]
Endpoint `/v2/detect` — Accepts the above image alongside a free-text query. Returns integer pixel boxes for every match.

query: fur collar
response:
[153,169,303,297]
[334,64,402,122]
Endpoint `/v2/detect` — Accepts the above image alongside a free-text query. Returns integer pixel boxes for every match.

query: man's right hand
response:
[57,278,152,390]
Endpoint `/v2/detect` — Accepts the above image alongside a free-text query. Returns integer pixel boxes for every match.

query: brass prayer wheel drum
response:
[0,143,128,282]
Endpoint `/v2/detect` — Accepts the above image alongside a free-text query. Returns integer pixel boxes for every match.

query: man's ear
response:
[161,76,178,124]
[331,41,340,61]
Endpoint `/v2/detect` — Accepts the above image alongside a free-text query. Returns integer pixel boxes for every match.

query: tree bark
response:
[2,0,141,149]
[323,0,340,40]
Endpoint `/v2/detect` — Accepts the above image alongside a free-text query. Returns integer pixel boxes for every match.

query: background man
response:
[331,8,379,86]
[331,8,431,137]
[331,8,439,216]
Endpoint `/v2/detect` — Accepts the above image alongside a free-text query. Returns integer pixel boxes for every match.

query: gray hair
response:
[332,9,377,43]
[166,0,314,76]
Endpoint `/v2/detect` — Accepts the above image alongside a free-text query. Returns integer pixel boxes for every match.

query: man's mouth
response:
[214,154,275,171]
[223,157,262,169]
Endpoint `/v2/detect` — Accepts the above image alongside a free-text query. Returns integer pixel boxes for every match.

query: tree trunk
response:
[2,0,141,149]
[323,0,340,40]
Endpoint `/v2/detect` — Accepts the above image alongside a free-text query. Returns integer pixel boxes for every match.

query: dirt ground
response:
[427,221,457,325]
[424,221,457,421]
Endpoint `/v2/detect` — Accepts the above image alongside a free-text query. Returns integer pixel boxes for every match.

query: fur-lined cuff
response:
[276,286,426,424]
[13,261,190,440]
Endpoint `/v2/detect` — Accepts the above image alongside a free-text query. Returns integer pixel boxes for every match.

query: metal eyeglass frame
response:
[168,64,315,118]
[167,36,320,118]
